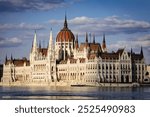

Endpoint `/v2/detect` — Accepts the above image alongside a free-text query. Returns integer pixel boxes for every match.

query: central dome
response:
[56,16,75,42]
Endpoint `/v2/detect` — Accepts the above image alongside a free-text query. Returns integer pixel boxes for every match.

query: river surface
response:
[0,86,150,100]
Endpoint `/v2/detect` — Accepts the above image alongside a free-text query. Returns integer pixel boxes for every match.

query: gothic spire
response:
[103,33,105,44]
[131,48,133,54]
[5,54,7,62]
[39,40,41,49]
[93,34,95,44]
[33,30,37,52]
[85,32,89,48]
[75,34,79,49]
[130,48,133,58]
[140,46,143,57]
[48,28,53,51]
[102,33,107,52]
[85,32,88,43]
[11,54,13,61]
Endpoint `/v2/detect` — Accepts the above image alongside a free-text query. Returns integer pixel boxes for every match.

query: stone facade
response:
[0,64,3,82]
[2,16,146,86]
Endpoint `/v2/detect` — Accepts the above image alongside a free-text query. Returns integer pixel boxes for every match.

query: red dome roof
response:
[56,29,75,42]
[56,16,75,42]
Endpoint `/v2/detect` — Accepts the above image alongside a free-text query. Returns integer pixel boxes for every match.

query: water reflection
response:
[0,86,150,100]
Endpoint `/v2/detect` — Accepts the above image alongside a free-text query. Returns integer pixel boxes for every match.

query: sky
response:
[0,0,150,64]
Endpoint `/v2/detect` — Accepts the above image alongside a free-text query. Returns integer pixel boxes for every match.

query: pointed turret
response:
[140,46,143,58]
[5,54,7,62]
[85,32,89,48]
[130,48,133,59]
[93,34,95,44]
[131,48,133,54]
[39,40,41,49]
[75,34,79,49]
[85,32,88,43]
[89,33,91,43]
[102,33,107,52]
[102,33,106,46]
[11,54,13,61]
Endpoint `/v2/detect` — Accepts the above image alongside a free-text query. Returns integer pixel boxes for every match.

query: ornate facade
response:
[2,16,146,86]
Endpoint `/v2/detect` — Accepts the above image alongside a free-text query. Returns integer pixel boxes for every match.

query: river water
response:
[0,86,150,100]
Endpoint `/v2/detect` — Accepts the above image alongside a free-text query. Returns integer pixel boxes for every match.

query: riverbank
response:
[0,81,145,87]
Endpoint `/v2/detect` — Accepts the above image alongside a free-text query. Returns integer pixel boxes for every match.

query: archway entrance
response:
[126,75,129,83]
[121,75,124,83]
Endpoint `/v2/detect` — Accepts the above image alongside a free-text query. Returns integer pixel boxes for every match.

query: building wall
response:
[2,63,30,83]
[0,64,3,82]
[147,65,150,78]
[2,51,146,85]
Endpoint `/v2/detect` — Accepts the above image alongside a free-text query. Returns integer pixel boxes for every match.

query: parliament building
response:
[2,16,146,86]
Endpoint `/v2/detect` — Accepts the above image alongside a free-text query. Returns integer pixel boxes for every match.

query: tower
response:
[48,28,53,59]
[47,29,57,82]
[55,14,75,60]
[30,30,38,62]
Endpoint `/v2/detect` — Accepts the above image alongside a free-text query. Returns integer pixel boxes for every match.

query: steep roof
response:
[38,48,48,56]
[100,53,119,59]
[5,58,30,67]
[79,43,102,52]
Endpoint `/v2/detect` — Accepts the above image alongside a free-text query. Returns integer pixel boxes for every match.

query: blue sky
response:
[0,0,150,64]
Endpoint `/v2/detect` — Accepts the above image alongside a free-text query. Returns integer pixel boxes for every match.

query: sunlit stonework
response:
[2,16,146,86]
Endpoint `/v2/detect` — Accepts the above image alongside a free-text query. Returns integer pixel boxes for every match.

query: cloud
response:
[0,37,22,47]
[0,22,46,31]
[108,34,150,64]
[0,0,75,12]
[49,16,150,35]
[109,34,150,50]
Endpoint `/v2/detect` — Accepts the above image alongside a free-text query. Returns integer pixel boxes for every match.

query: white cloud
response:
[108,34,150,64]
[0,23,46,31]
[0,0,70,12]
[49,16,150,35]
[69,16,96,25]
[0,37,22,47]
[109,34,150,50]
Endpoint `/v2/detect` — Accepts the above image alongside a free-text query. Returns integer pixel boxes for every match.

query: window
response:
[99,65,101,69]
[106,64,108,70]
[102,64,104,69]
[110,64,112,70]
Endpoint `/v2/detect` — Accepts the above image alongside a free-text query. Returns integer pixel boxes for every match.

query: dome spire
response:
[64,13,68,29]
